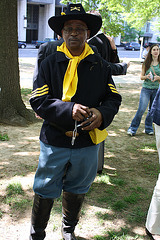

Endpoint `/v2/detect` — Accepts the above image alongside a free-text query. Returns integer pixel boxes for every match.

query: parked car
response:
[18,41,26,48]
[35,38,55,48]
[124,42,140,51]
[116,42,125,47]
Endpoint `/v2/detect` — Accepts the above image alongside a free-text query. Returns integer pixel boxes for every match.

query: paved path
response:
[19,57,36,88]
[19,57,142,89]
[113,73,141,85]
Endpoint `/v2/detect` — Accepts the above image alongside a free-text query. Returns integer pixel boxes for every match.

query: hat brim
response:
[48,14,102,38]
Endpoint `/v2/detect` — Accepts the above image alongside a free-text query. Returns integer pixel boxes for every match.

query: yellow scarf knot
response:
[57,42,94,101]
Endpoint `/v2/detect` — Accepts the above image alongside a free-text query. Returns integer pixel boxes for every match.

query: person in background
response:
[88,33,119,62]
[142,43,151,60]
[127,44,160,136]
[146,86,160,240]
[33,36,64,89]
[87,10,119,63]
[29,3,122,240]
[87,10,129,173]
[33,35,129,86]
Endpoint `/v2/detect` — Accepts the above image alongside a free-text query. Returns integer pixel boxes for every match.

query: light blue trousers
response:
[33,141,100,199]
[128,87,157,134]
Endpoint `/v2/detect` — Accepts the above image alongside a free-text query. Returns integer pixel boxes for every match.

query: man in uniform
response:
[29,3,122,240]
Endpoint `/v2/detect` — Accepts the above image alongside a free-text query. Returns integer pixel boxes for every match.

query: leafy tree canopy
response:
[61,0,125,36]
[61,0,160,35]
[122,0,160,30]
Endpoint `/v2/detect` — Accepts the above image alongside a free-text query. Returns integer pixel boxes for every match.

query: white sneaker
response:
[127,129,135,136]
[143,130,154,135]
[147,131,154,135]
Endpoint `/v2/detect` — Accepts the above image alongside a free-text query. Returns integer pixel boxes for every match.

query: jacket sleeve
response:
[30,59,75,129]
[108,62,127,76]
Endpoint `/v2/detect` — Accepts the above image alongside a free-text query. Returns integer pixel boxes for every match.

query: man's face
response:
[62,20,90,55]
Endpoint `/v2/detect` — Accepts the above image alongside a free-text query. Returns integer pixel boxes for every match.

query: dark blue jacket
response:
[150,87,160,126]
[30,51,122,148]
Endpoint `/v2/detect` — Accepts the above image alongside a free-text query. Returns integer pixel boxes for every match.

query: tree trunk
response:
[0,0,35,126]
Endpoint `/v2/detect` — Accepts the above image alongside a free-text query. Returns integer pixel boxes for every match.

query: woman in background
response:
[127,44,160,136]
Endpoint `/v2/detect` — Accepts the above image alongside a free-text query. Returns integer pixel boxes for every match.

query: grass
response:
[123,192,141,204]
[0,209,2,219]
[0,73,159,239]
[127,206,147,223]
[106,227,143,240]
[0,132,9,141]
[6,182,24,196]
[4,182,32,213]
[21,88,32,96]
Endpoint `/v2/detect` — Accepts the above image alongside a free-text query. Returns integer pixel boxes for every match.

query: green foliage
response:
[6,182,24,196]
[5,182,32,213]
[157,36,160,42]
[121,24,139,42]
[61,0,124,36]
[0,209,3,219]
[123,0,160,30]
[127,207,146,223]
[110,177,126,186]
[123,192,140,204]
[140,142,157,150]
[10,198,30,211]
[60,0,160,35]
[107,227,129,239]
[21,88,32,96]
[96,211,110,220]
[112,200,127,211]
[0,132,9,141]
[93,235,107,240]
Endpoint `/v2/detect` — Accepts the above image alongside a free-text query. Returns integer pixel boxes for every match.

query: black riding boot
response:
[61,191,85,240]
[29,193,54,240]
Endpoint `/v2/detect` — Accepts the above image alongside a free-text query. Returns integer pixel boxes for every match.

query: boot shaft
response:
[31,194,54,225]
[62,191,85,222]
[62,191,85,239]
[30,194,54,240]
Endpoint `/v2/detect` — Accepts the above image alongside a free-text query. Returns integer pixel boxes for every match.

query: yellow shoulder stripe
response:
[108,83,119,94]
[32,84,49,94]
[30,84,49,99]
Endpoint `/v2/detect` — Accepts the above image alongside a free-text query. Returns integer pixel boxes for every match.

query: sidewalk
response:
[19,57,142,89]
[19,57,36,89]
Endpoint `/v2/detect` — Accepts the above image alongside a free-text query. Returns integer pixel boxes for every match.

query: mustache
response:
[69,37,79,41]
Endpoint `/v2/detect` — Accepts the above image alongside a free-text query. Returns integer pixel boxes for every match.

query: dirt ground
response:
[0,61,159,240]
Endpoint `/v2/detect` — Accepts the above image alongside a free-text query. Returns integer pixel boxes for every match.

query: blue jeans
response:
[33,141,100,199]
[128,87,158,134]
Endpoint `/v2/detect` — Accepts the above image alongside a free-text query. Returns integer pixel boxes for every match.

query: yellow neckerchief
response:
[57,42,94,101]
[57,42,108,144]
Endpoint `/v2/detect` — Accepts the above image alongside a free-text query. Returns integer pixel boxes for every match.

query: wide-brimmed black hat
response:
[48,3,102,38]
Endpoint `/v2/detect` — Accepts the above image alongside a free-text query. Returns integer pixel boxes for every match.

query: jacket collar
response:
[56,51,97,63]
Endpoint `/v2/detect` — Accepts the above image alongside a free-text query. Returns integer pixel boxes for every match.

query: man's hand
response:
[81,108,103,131]
[127,61,130,68]
[72,103,91,121]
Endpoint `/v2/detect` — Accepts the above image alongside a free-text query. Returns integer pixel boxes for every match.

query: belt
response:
[49,122,79,137]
